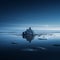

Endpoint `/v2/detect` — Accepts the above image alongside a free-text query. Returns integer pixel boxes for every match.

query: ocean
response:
[0,30,60,60]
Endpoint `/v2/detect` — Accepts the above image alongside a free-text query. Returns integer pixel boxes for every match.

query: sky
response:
[0,0,60,30]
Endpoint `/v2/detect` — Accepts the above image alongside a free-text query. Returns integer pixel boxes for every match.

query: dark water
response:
[0,32,60,60]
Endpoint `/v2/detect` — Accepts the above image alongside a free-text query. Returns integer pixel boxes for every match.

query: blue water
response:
[0,33,60,51]
[0,31,60,60]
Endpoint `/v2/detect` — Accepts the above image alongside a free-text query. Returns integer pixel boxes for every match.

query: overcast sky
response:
[0,0,60,28]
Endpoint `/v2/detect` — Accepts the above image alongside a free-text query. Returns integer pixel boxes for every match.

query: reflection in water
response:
[22,27,57,43]
[22,27,34,43]
[1,29,60,52]
[20,46,47,52]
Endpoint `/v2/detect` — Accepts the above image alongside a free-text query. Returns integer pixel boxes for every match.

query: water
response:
[0,31,60,60]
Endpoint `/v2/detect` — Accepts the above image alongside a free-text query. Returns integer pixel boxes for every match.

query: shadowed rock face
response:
[22,27,34,43]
